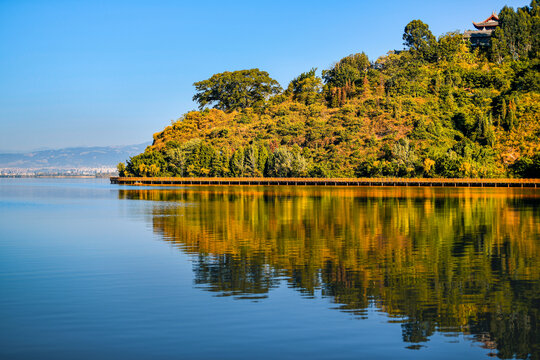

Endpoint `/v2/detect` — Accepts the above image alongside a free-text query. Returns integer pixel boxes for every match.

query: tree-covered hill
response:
[119,1,540,179]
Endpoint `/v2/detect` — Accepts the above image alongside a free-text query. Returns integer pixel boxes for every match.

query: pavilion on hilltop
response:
[464,12,499,47]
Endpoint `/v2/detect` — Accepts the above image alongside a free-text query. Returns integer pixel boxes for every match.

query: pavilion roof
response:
[473,12,499,29]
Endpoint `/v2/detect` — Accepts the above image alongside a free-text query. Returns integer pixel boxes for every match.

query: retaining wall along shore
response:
[110,177,540,188]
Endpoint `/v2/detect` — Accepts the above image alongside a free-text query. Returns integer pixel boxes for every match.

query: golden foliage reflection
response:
[119,186,540,358]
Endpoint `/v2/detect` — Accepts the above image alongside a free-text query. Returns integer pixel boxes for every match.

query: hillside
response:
[119,2,540,179]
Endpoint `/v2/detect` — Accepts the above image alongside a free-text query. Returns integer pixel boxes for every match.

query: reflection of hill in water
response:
[119,186,540,358]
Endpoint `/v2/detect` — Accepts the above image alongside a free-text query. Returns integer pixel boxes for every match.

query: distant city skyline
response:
[0,0,529,151]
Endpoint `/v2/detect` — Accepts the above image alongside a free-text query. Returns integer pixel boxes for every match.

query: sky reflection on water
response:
[1,179,539,359]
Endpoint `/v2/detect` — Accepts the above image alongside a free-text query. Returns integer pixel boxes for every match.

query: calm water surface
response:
[1,178,539,359]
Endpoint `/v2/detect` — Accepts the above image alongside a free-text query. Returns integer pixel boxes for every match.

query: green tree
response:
[183,139,203,176]
[491,4,535,62]
[209,150,223,177]
[403,20,437,61]
[285,68,323,105]
[437,32,463,62]
[266,147,294,177]
[257,144,269,175]
[230,147,245,177]
[199,143,215,176]
[193,69,282,111]
[322,53,370,88]
[214,149,231,177]
[476,113,495,146]
[244,144,260,176]
[291,153,309,177]
[166,147,186,176]
[117,162,126,177]
[125,152,167,177]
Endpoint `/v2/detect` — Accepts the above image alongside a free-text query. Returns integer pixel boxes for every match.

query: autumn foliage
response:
[120,2,540,178]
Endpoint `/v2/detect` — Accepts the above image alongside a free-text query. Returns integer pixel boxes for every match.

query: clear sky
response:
[0,0,529,152]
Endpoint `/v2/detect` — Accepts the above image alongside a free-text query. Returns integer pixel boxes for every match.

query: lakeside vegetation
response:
[119,2,540,179]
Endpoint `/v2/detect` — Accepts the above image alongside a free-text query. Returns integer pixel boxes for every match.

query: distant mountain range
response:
[0,143,150,170]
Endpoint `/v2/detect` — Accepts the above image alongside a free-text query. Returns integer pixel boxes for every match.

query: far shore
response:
[1,174,116,179]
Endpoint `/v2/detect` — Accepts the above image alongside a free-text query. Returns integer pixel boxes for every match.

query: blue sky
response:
[0,0,529,152]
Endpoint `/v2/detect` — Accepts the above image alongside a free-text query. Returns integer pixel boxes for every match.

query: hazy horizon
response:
[0,141,151,155]
[0,0,528,152]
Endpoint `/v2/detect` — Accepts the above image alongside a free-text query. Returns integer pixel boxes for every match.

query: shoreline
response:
[110,177,540,188]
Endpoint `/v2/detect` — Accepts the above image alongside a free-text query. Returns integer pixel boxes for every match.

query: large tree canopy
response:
[192,69,282,111]
[403,20,437,61]
[322,52,370,87]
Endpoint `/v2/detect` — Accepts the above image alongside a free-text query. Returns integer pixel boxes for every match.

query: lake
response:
[1,178,539,359]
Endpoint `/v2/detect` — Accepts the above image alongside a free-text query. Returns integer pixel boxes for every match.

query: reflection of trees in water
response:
[193,253,280,298]
[119,187,540,358]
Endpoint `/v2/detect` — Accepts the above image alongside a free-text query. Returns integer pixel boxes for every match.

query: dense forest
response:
[119,1,540,178]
